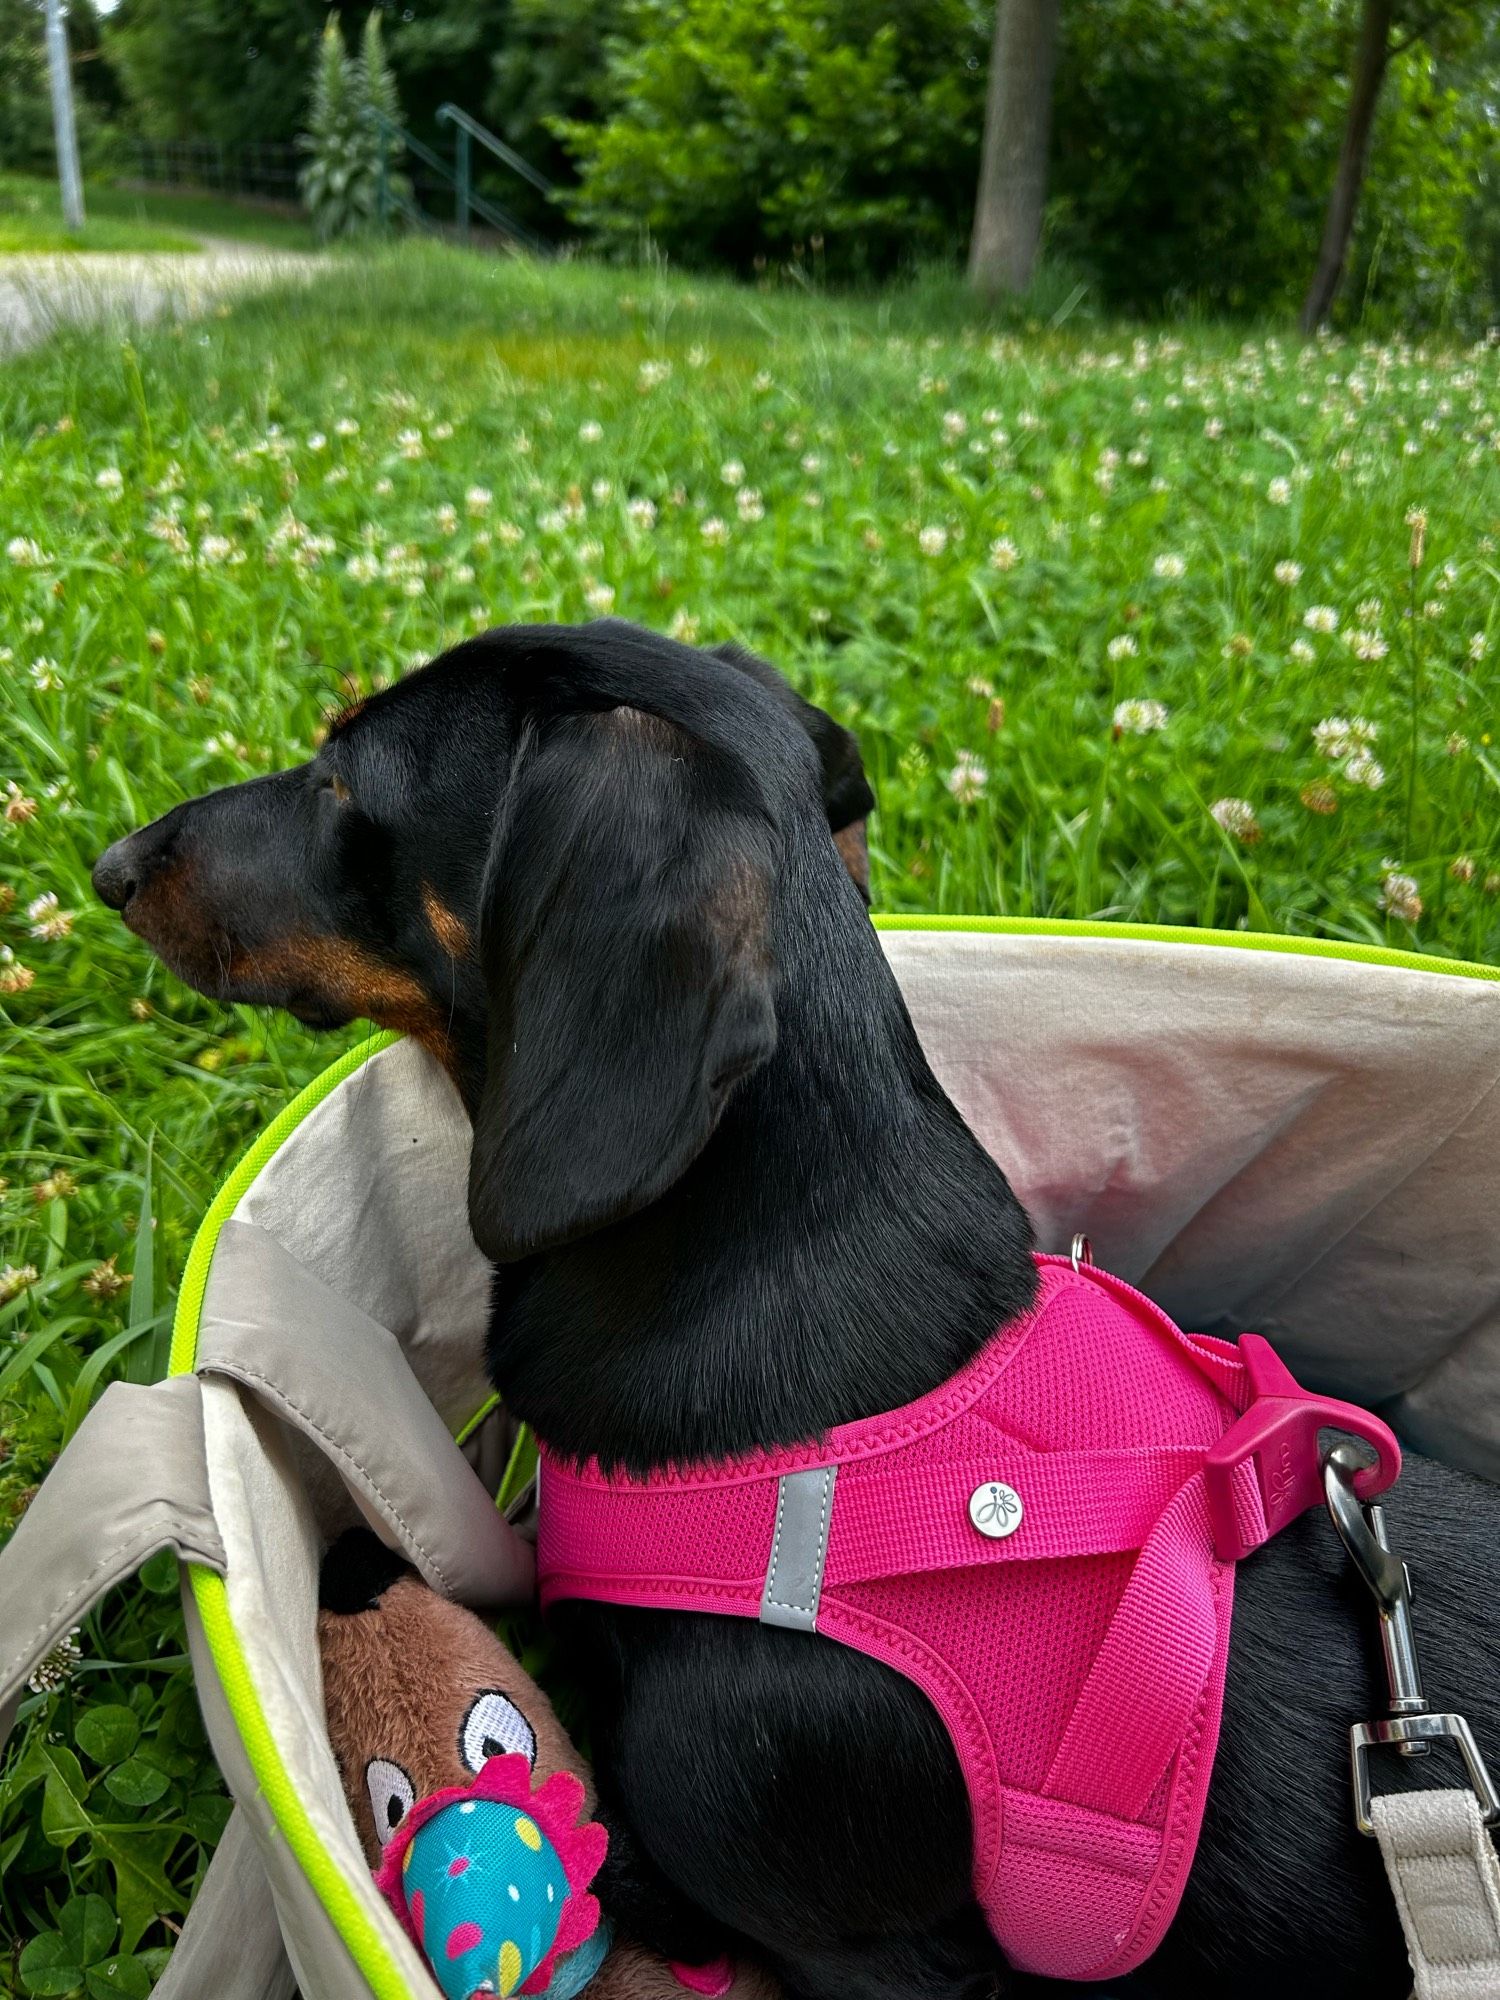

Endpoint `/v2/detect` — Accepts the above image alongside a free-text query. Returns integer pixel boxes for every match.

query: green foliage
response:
[1050,0,1493,328]
[0,0,126,178]
[103,0,327,151]
[295,11,407,242]
[551,0,990,276]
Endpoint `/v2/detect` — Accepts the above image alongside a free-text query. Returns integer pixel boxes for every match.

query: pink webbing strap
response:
[1043,1471,1224,1822]
[824,1446,1210,1586]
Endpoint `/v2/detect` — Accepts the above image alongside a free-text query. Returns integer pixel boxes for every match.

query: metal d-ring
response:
[1069,1234,1093,1273]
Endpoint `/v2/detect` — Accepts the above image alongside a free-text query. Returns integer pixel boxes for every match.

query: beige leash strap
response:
[1372,1790,1500,2000]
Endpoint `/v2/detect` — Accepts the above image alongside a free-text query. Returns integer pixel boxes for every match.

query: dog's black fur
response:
[94,620,1499,2000]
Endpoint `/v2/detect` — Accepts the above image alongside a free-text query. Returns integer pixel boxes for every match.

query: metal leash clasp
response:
[1323,1440,1500,1837]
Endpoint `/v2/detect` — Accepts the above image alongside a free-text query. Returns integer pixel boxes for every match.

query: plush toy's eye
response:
[458,1690,537,1775]
[365,1758,416,1844]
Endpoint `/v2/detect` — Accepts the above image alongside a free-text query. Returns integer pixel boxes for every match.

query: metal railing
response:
[371,109,547,254]
[435,103,555,247]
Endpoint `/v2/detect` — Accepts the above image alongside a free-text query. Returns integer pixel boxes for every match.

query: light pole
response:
[43,0,86,234]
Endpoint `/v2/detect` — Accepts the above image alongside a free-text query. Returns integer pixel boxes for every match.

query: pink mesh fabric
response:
[538,1257,1400,1982]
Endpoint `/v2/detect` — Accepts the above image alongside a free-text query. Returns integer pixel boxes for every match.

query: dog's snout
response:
[92,834,145,911]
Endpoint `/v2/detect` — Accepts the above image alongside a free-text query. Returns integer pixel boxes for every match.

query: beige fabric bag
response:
[2,919,1498,1998]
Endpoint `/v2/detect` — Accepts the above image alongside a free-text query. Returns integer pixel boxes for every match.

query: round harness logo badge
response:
[968,1480,1023,1539]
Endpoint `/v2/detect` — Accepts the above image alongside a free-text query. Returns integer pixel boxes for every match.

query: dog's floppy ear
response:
[710,642,875,898]
[467,705,779,1264]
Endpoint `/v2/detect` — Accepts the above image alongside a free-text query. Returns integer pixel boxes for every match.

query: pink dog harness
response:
[537,1255,1401,1981]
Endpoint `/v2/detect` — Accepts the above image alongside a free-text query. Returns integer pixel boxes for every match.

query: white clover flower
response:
[638,360,671,391]
[579,420,604,444]
[375,477,394,497]
[1107,635,1139,661]
[801,452,823,474]
[436,504,459,536]
[1313,715,1377,760]
[335,417,361,437]
[919,526,948,558]
[700,517,730,548]
[29,658,62,692]
[1379,871,1422,922]
[736,489,765,523]
[397,428,424,459]
[307,432,327,452]
[1210,797,1261,842]
[1113,697,1168,734]
[1469,632,1488,661]
[95,466,124,497]
[1267,477,1292,505]
[1344,750,1385,790]
[989,537,1020,571]
[584,581,616,614]
[1303,605,1338,634]
[946,750,989,805]
[27,892,75,940]
[720,460,745,488]
[1204,417,1225,440]
[942,411,967,441]
[967,676,995,698]
[1289,638,1316,664]
[346,553,379,584]
[466,485,493,516]
[1153,552,1186,580]
[668,609,701,644]
[627,497,657,530]
[1273,560,1302,586]
[1356,597,1382,622]
[1348,629,1389,662]
[27,1628,81,1693]
[752,370,773,393]
[7,537,46,567]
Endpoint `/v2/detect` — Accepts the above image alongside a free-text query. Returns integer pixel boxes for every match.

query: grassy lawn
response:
[1,243,1499,1983]
[0,174,316,255]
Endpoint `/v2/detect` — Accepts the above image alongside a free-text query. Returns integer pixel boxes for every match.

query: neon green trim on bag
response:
[187,1567,421,2000]
[871,913,1500,983]
[169,1030,402,1377]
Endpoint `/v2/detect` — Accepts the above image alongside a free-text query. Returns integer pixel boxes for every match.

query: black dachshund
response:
[94,620,1498,2000]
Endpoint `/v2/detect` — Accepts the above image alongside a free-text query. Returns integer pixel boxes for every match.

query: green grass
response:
[1,242,1499,1987]
[86,184,316,254]
[0,175,199,255]
[0,175,316,256]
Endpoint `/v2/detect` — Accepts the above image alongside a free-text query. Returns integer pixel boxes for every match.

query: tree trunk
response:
[1299,0,1396,333]
[968,0,1062,296]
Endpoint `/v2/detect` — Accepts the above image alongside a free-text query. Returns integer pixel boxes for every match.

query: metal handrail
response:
[368,107,544,253]
[436,103,555,196]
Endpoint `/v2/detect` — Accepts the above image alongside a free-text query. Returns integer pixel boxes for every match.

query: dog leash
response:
[1322,1443,1500,1999]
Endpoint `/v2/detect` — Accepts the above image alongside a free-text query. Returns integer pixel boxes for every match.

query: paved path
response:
[0,240,324,357]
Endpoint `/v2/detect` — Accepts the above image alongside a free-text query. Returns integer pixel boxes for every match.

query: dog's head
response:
[94,620,874,1260]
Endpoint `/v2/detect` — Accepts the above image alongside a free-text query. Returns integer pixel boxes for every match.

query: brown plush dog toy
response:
[318,1529,775,2000]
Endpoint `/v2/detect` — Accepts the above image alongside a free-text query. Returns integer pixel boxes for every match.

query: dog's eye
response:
[365,1758,415,1844]
[458,1690,537,1774]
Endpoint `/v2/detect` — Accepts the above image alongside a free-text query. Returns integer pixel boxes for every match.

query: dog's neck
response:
[479,906,1036,1475]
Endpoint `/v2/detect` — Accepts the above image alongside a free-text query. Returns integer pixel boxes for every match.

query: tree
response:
[1300,0,1493,331]
[1300,0,1397,330]
[967,0,1061,295]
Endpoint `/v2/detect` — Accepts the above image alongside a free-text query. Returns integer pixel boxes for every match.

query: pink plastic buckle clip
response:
[1204,1334,1401,1563]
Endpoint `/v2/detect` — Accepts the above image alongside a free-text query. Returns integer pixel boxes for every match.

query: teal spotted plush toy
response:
[318,1529,762,2000]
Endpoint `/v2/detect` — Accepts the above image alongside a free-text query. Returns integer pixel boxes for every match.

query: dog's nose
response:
[92,835,143,911]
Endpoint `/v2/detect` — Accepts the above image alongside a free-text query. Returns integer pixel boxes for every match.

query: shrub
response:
[296,11,408,243]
